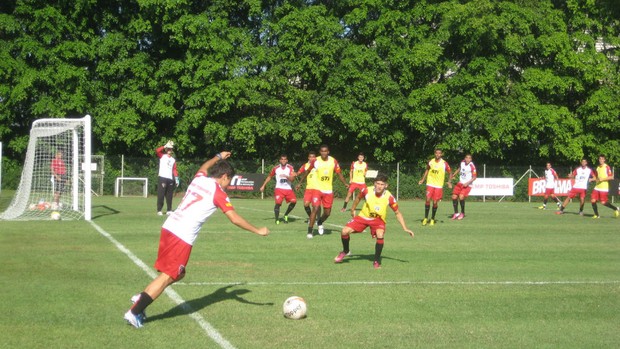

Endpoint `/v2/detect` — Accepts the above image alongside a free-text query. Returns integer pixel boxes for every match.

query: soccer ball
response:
[50,211,61,220]
[283,296,307,320]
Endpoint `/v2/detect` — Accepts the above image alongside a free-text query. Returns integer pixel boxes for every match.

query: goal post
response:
[0,115,92,221]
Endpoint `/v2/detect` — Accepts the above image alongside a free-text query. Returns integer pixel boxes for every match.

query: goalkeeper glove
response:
[164,140,174,149]
[175,177,180,187]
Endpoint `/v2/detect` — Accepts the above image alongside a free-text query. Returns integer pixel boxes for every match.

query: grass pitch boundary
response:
[89,221,237,349]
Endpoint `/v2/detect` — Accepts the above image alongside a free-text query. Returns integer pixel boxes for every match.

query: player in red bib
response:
[124,151,269,328]
[259,154,297,224]
[538,162,562,210]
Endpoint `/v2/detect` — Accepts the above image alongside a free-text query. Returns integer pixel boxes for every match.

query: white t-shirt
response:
[162,172,234,245]
[459,161,477,185]
[544,168,558,189]
[158,154,176,180]
[269,164,295,190]
[572,167,594,190]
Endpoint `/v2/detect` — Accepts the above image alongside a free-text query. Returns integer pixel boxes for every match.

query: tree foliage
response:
[1,0,619,165]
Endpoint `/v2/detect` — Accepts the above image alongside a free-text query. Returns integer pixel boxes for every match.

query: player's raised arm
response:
[198,151,231,174]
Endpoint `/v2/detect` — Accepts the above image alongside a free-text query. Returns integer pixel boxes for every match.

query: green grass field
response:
[1,193,619,348]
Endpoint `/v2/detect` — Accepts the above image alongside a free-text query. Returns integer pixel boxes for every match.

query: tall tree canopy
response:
[1,0,619,164]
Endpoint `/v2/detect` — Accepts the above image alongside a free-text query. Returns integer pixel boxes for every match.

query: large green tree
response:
[0,0,618,165]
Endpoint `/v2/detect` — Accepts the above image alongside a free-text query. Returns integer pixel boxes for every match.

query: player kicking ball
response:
[334,174,414,269]
[124,151,269,328]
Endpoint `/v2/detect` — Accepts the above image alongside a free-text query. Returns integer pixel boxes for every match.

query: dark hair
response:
[319,144,329,151]
[598,154,606,159]
[280,154,288,159]
[358,152,365,157]
[375,173,388,183]
[308,151,316,156]
[208,160,236,179]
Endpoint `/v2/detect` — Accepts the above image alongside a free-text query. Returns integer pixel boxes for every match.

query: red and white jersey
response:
[458,161,477,185]
[544,168,558,189]
[572,166,595,190]
[269,164,295,190]
[162,172,234,245]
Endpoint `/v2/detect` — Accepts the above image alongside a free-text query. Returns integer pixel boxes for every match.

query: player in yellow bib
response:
[295,151,321,222]
[591,155,619,218]
[297,145,349,238]
[334,173,414,269]
[418,149,452,226]
[341,152,368,212]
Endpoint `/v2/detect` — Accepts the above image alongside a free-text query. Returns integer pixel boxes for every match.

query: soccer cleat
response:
[422,218,428,226]
[340,207,347,212]
[555,211,564,215]
[334,251,348,263]
[429,219,435,226]
[578,211,584,216]
[124,310,144,328]
[306,233,313,239]
[592,215,600,219]
[318,225,324,235]
[283,216,289,223]
[615,209,619,218]
[373,261,381,269]
[130,294,147,320]
[275,219,280,225]
[538,205,546,210]
[451,213,459,220]
[457,213,464,220]
[157,211,163,216]
[166,211,172,216]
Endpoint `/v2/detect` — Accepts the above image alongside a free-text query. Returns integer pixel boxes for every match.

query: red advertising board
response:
[528,178,573,196]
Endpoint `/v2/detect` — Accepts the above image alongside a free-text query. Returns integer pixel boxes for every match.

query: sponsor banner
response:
[227,173,265,192]
[469,178,514,196]
[528,178,573,196]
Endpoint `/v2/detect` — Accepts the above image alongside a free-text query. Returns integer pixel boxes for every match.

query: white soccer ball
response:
[50,211,61,220]
[283,296,307,320]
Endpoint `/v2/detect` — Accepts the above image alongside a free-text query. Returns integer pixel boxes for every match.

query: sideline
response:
[177,280,620,286]
[89,220,236,349]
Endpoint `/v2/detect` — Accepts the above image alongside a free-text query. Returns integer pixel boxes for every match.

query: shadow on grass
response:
[339,253,409,264]
[146,285,274,323]
[91,205,120,220]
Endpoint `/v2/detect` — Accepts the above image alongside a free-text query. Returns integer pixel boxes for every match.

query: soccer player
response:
[341,152,368,212]
[259,154,297,224]
[50,150,67,209]
[296,145,349,239]
[124,151,269,328]
[590,155,619,218]
[556,159,596,216]
[156,140,179,216]
[334,173,414,269]
[418,149,452,225]
[449,154,476,220]
[538,162,563,210]
[295,151,320,222]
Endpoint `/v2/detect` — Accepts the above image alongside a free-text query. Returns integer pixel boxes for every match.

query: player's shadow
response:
[341,254,408,264]
[90,205,120,220]
[146,285,274,323]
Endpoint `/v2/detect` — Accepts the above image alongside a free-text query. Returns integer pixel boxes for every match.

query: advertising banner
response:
[469,178,514,196]
[527,178,573,197]
[227,173,265,192]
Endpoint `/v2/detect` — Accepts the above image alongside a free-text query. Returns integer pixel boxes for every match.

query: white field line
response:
[89,221,236,349]
[176,280,620,286]
[216,206,620,287]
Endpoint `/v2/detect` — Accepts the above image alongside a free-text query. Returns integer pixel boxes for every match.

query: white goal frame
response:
[115,177,149,198]
[0,115,91,220]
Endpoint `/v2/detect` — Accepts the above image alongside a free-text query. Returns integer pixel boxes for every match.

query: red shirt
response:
[51,158,66,175]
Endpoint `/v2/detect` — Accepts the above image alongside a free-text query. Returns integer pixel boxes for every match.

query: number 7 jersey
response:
[163,171,234,245]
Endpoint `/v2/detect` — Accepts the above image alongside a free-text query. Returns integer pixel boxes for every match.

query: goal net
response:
[0,115,92,221]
